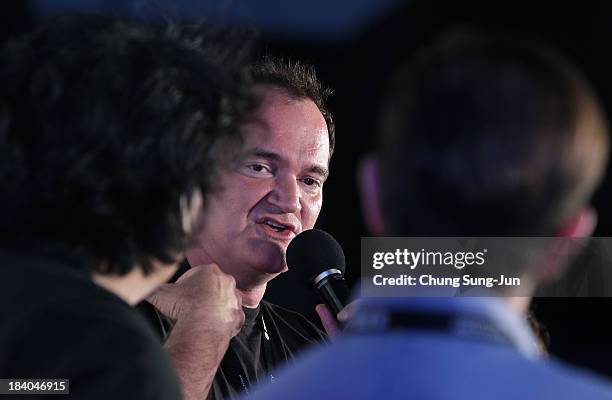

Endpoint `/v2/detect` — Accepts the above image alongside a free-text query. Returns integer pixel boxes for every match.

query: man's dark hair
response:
[0,15,256,275]
[379,31,608,236]
[249,57,335,158]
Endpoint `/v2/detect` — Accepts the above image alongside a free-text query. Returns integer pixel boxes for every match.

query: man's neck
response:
[92,261,176,306]
[238,284,267,308]
[503,296,532,316]
[92,271,145,305]
[501,275,536,316]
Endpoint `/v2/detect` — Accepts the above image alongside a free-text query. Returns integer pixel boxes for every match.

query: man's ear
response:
[357,154,385,236]
[557,207,597,238]
[536,207,597,282]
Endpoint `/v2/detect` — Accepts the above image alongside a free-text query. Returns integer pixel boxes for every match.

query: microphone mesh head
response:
[286,229,346,282]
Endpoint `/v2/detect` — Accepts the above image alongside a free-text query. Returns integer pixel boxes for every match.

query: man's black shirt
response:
[0,250,182,400]
[139,261,326,400]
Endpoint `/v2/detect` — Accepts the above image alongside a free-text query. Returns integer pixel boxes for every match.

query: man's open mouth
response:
[264,219,289,232]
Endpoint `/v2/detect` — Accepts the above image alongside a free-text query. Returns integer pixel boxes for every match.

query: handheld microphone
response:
[286,229,348,316]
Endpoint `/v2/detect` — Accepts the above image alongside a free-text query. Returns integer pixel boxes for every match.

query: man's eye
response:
[249,164,266,172]
[302,177,321,187]
[244,164,273,175]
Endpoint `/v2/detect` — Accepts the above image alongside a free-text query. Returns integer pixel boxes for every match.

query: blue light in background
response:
[30,0,408,42]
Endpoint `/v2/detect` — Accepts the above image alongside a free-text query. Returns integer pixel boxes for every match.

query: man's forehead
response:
[239,105,329,154]
[230,85,331,174]
[256,84,298,106]
[239,132,328,155]
[251,87,326,129]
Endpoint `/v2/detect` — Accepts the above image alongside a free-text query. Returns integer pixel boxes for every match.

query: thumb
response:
[147,283,180,320]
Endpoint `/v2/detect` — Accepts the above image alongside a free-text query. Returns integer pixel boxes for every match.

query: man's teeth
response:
[265,221,286,231]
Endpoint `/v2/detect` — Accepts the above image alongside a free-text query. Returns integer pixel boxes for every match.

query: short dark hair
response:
[379,31,608,236]
[0,15,256,275]
[249,57,335,158]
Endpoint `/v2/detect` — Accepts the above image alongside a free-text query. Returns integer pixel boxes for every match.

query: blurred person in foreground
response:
[142,57,335,400]
[0,14,254,399]
[247,31,612,399]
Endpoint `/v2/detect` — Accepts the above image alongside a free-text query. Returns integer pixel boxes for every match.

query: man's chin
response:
[244,239,289,275]
[253,261,287,276]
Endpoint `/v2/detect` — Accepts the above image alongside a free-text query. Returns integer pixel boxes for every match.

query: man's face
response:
[194,87,330,286]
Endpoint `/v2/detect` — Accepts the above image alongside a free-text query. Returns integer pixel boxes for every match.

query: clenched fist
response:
[148,263,245,338]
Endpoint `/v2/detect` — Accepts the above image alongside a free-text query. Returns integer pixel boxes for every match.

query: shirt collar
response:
[349,296,541,359]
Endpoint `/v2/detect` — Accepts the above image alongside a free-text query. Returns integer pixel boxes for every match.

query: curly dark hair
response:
[0,14,257,275]
[249,57,335,159]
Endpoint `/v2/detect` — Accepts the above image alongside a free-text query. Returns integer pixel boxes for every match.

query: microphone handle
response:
[317,274,349,316]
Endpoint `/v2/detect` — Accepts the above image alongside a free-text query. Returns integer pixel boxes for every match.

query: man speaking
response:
[143,58,336,399]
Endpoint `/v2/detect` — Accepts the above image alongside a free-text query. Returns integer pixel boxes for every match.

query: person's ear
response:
[557,207,597,238]
[357,154,385,236]
[536,207,597,282]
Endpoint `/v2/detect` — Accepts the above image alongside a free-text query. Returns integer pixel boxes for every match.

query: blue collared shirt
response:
[247,297,612,400]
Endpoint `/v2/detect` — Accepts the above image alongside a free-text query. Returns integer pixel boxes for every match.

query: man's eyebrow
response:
[308,165,329,180]
[239,148,283,162]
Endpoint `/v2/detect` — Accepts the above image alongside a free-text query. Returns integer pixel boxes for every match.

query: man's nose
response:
[268,175,301,213]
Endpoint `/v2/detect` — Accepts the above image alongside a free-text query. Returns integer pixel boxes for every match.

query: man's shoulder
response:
[1,282,181,399]
[250,334,612,400]
[0,252,142,338]
[5,286,160,358]
[0,251,164,365]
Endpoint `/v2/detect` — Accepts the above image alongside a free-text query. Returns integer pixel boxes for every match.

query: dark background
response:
[5,0,612,379]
